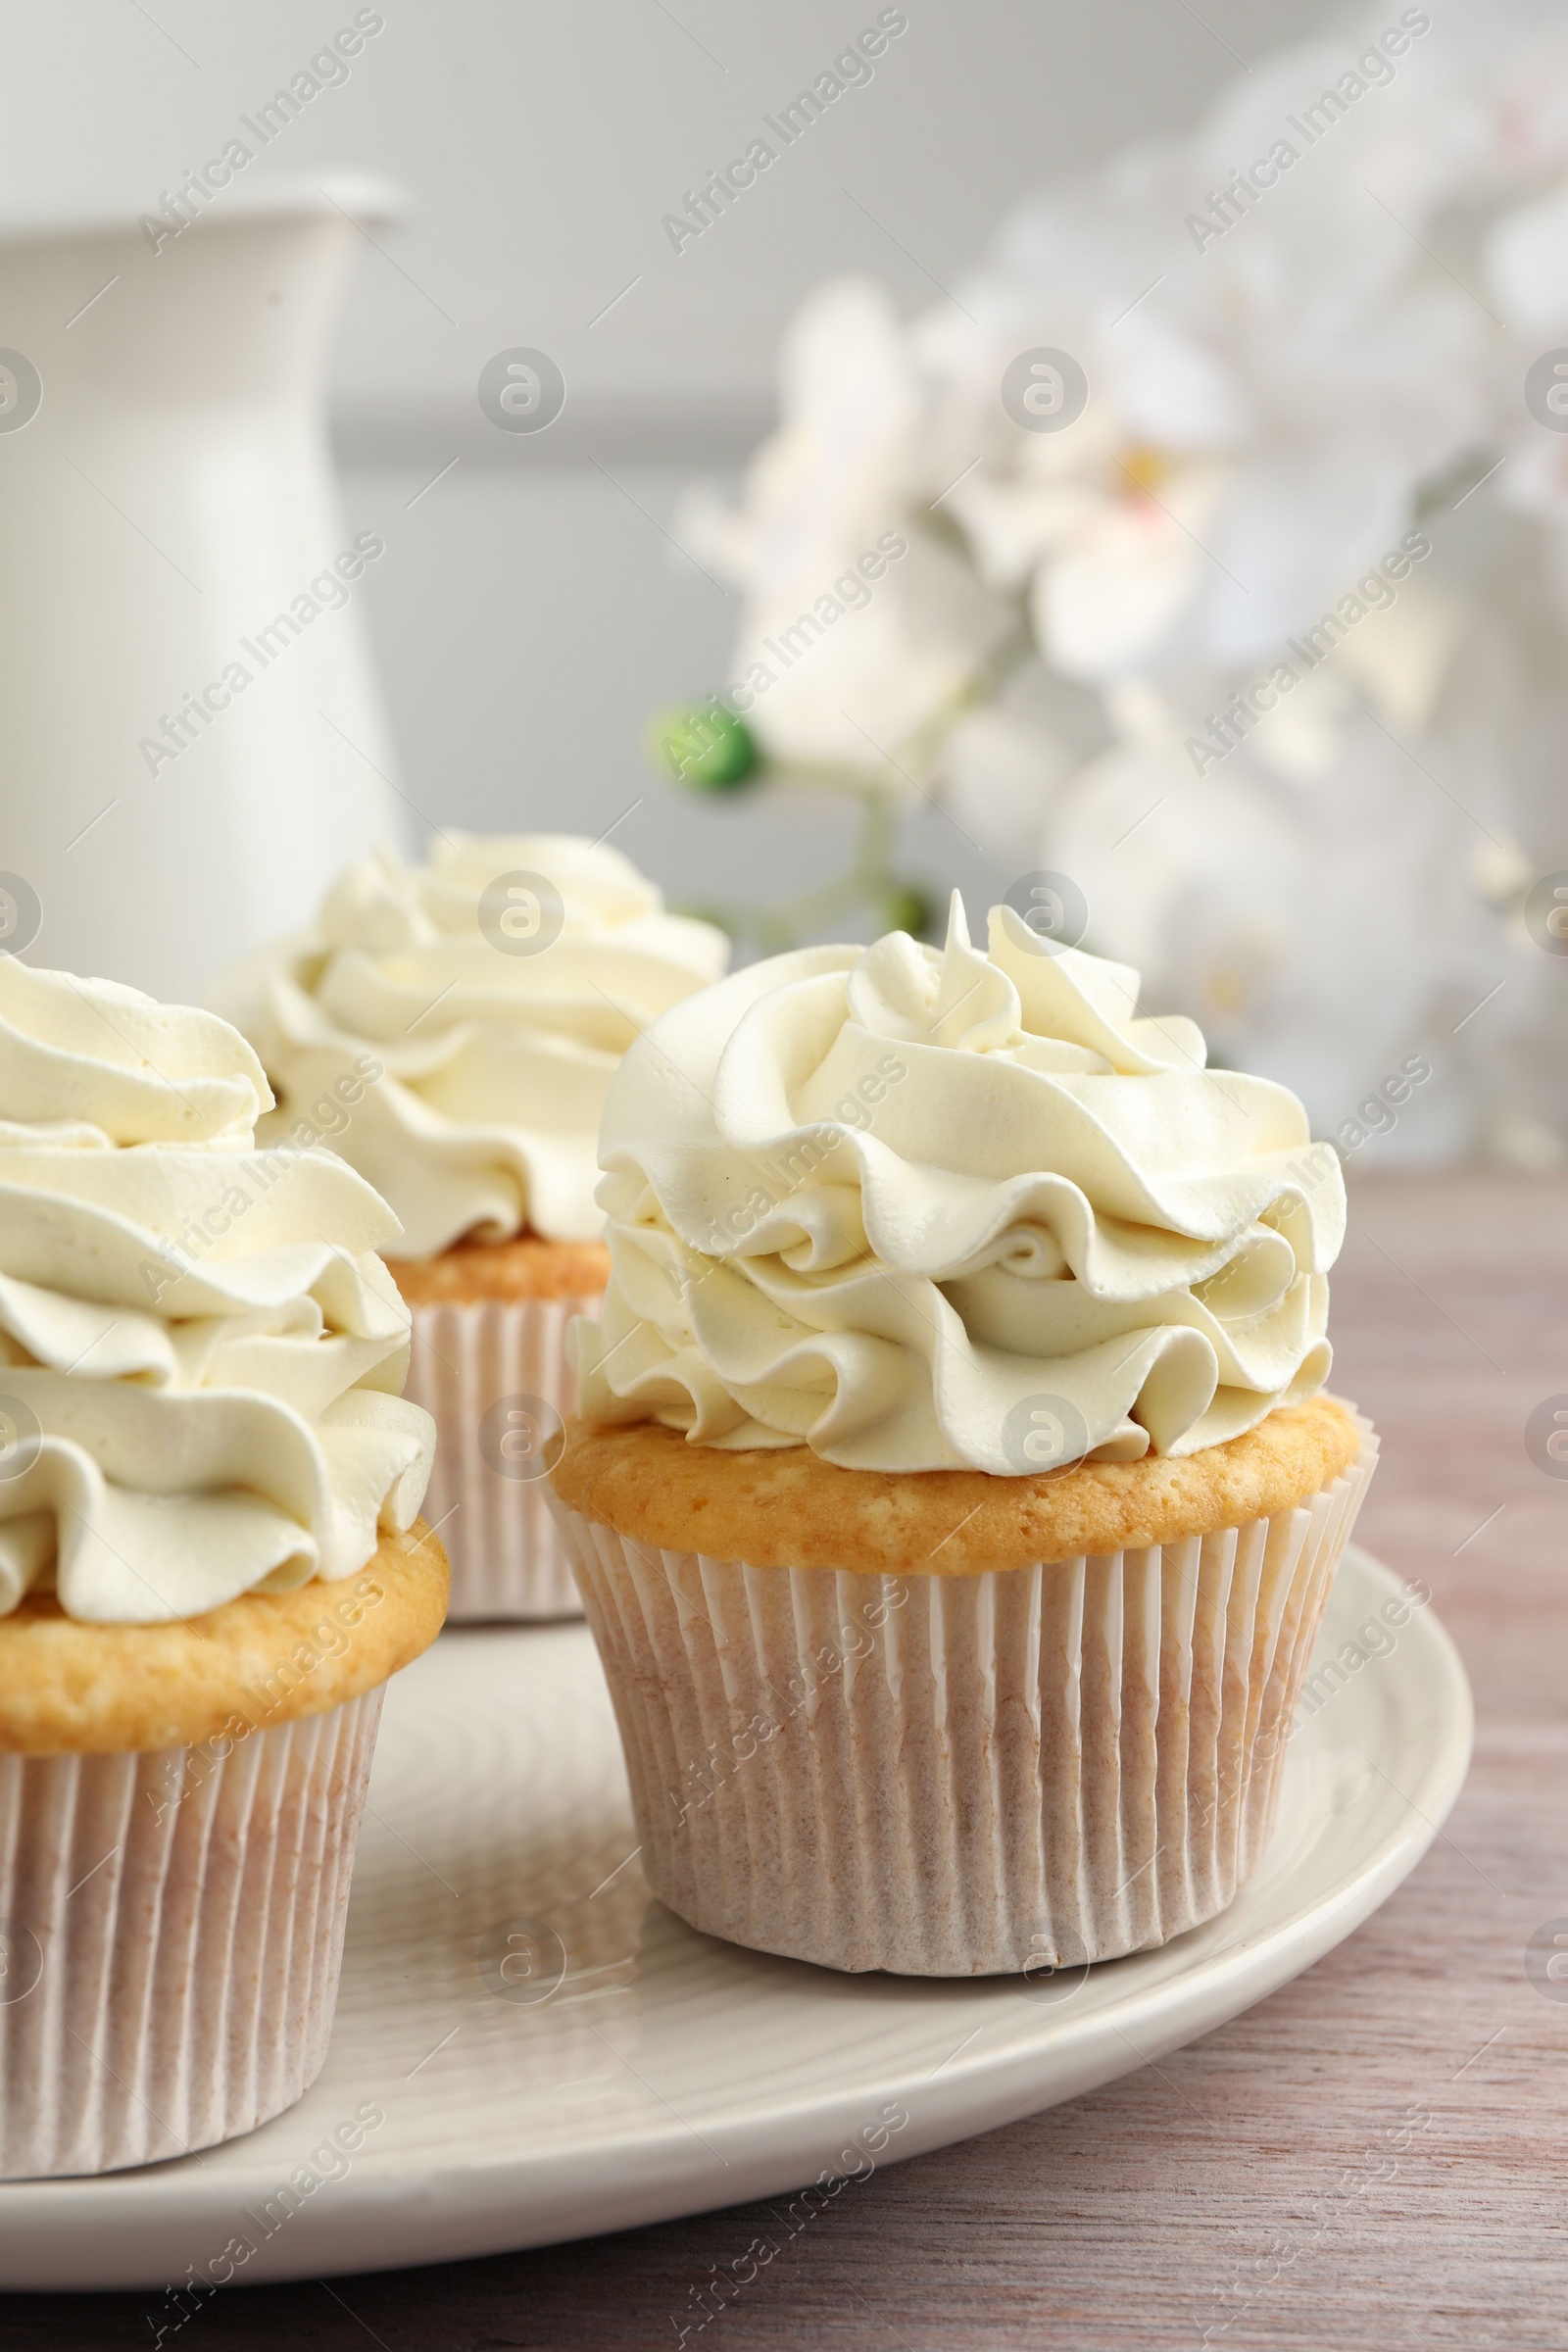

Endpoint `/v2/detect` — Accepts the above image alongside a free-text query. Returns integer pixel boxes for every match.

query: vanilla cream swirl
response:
[211,834,730,1259]
[0,959,433,1622]
[576,897,1344,1472]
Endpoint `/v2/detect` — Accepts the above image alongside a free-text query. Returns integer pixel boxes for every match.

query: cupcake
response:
[211,833,727,1621]
[0,958,443,2176]
[551,896,1376,1977]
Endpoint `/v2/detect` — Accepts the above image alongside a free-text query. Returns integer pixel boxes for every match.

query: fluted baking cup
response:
[0,1688,381,2180]
[554,1416,1377,1976]
[402,1292,603,1621]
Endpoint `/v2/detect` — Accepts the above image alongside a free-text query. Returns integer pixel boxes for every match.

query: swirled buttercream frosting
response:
[0,958,433,1622]
[211,835,730,1260]
[575,896,1345,1473]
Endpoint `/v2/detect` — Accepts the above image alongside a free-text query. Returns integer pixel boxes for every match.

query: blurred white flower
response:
[684,0,1568,1159]
[681,277,1012,776]
[1051,721,1516,1152]
[938,119,1487,685]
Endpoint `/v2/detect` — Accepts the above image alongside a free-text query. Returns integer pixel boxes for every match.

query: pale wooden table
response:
[6,1173,1563,2351]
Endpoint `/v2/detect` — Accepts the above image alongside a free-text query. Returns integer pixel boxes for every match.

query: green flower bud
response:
[649,703,760,792]
[884,885,934,940]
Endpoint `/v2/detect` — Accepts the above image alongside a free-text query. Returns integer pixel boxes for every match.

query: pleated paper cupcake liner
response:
[403,1292,604,1622]
[0,1688,383,2180]
[555,1414,1378,1977]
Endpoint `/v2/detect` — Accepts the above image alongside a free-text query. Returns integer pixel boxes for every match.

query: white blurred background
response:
[0,0,1322,924]
[3,0,1565,1161]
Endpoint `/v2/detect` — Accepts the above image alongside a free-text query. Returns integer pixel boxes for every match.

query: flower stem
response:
[674,613,1032,951]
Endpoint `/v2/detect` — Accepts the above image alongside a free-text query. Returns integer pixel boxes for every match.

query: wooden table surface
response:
[6,1173,1564,2351]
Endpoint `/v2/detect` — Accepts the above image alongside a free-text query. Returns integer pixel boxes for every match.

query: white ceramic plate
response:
[0,1544,1471,2292]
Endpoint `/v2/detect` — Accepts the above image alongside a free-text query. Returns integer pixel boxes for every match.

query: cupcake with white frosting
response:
[212,833,728,1621]
[551,897,1377,1977]
[0,957,444,2177]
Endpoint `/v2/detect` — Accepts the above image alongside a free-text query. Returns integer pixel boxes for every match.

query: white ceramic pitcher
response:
[0,179,409,1002]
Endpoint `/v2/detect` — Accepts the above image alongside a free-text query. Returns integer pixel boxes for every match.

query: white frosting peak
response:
[0,961,433,1623]
[0,955,273,1148]
[576,896,1344,1472]
[212,834,730,1259]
